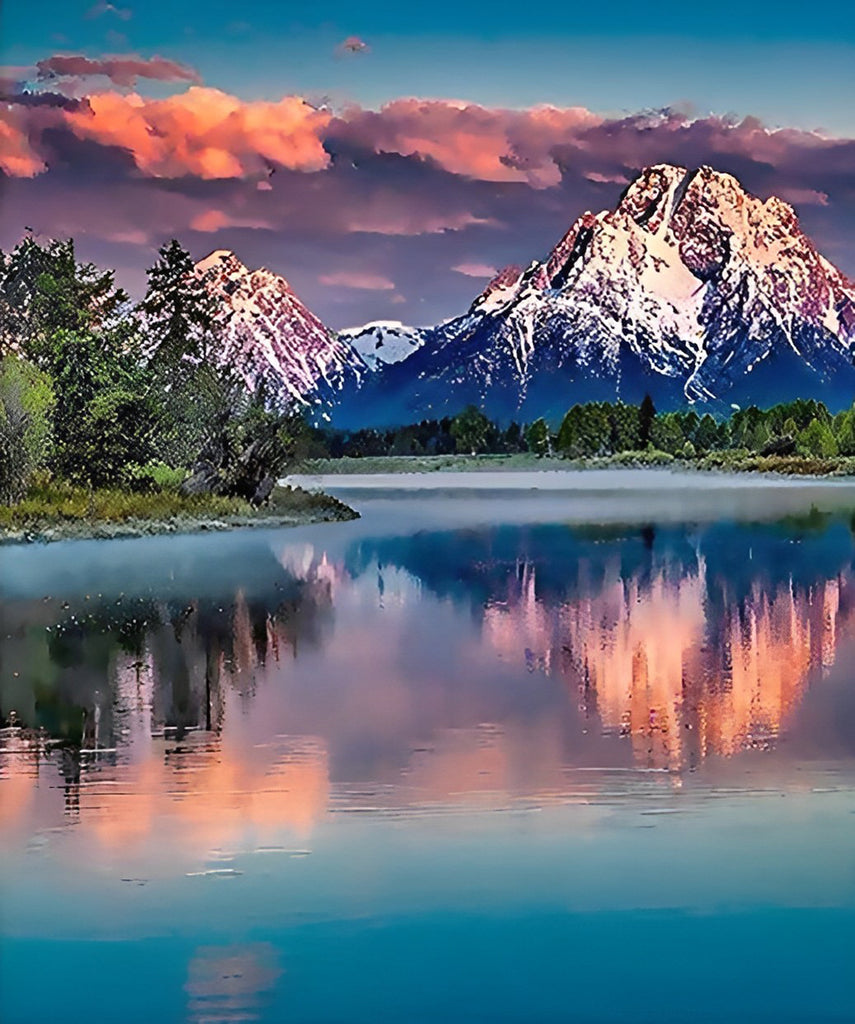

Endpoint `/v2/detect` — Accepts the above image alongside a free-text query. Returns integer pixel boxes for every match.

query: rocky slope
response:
[195,250,364,411]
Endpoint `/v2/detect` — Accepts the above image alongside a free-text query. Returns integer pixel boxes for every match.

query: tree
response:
[638,393,656,447]
[0,236,128,361]
[833,407,855,455]
[450,405,491,454]
[179,379,304,504]
[525,418,550,456]
[649,413,684,455]
[0,355,55,503]
[694,413,720,453]
[45,329,158,487]
[609,402,641,452]
[798,418,838,458]
[140,239,216,368]
[557,403,610,457]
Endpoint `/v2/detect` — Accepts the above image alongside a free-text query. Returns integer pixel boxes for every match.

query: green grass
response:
[0,480,250,527]
[0,480,357,536]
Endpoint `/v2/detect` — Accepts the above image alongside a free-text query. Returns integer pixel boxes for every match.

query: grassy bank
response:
[0,481,357,545]
[299,451,855,477]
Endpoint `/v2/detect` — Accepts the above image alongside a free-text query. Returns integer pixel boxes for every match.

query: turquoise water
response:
[3,483,855,1023]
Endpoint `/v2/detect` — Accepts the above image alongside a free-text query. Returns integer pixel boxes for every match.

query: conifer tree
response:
[141,239,216,368]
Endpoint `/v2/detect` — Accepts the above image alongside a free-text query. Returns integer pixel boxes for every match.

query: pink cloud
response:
[318,271,396,290]
[190,208,272,232]
[777,187,830,207]
[452,262,498,278]
[63,87,331,177]
[332,99,601,187]
[336,36,370,57]
[36,53,199,87]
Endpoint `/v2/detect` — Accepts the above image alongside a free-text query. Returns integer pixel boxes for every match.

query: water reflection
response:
[3,516,855,862]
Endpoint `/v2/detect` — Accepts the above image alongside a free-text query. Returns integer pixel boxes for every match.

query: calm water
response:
[3,475,855,1023]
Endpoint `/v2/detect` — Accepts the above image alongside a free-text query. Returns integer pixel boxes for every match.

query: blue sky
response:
[5,1,855,131]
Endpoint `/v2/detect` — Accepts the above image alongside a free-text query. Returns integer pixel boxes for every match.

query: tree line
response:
[309,396,851,461]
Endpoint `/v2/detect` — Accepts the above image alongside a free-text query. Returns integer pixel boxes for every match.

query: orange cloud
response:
[64,87,331,178]
[0,110,46,176]
[318,270,396,290]
[334,99,602,186]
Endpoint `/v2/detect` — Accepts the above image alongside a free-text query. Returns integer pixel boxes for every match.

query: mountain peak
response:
[336,161,855,425]
[195,249,362,406]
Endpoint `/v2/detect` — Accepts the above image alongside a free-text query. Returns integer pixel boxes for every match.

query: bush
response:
[0,355,55,503]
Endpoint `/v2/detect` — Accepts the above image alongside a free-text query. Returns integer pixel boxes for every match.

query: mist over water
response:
[3,479,855,1023]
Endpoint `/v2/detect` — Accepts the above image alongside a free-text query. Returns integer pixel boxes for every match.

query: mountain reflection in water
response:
[3,515,855,862]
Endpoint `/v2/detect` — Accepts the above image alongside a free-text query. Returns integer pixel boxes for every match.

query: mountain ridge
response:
[195,164,855,425]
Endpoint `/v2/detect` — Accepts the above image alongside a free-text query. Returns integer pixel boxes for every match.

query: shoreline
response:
[298,453,855,479]
[0,486,358,547]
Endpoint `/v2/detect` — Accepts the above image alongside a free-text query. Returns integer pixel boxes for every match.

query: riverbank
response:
[0,483,357,545]
[301,451,855,477]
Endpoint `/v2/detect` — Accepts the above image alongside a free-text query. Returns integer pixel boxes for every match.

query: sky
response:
[1,0,854,326]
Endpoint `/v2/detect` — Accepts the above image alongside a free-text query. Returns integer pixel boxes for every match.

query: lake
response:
[3,471,855,1023]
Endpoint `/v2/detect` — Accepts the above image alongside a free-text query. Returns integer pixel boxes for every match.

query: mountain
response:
[338,321,425,370]
[332,164,855,426]
[195,249,364,411]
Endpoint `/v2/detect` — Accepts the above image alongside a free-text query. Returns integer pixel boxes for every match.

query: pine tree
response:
[0,236,128,361]
[638,393,656,446]
[140,239,216,368]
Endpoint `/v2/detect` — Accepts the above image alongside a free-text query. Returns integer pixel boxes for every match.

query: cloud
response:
[85,2,132,20]
[190,208,272,232]
[329,100,601,187]
[336,36,370,57]
[777,187,830,207]
[318,271,396,290]
[35,53,200,87]
[0,110,46,176]
[452,262,498,278]
[63,87,331,177]
[3,66,855,328]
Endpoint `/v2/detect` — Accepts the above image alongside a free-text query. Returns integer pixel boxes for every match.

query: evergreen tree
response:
[694,413,720,452]
[525,418,550,456]
[798,418,838,458]
[649,413,684,455]
[450,405,491,454]
[638,393,656,446]
[0,236,128,361]
[140,239,216,368]
[609,402,641,452]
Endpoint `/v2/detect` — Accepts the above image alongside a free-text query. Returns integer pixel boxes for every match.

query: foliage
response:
[797,417,838,457]
[0,355,55,502]
[0,236,128,360]
[450,405,492,454]
[525,418,550,456]
[44,329,159,487]
[139,238,217,368]
[0,478,248,527]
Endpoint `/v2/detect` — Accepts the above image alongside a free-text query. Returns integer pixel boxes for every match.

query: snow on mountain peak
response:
[194,251,362,406]
[338,320,425,370]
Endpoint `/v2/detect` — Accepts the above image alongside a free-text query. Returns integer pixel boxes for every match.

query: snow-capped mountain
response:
[338,321,425,370]
[333,164,855,426]
[195,250,364,409]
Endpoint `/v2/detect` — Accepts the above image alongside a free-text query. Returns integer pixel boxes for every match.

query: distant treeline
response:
[308,397,851,461]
